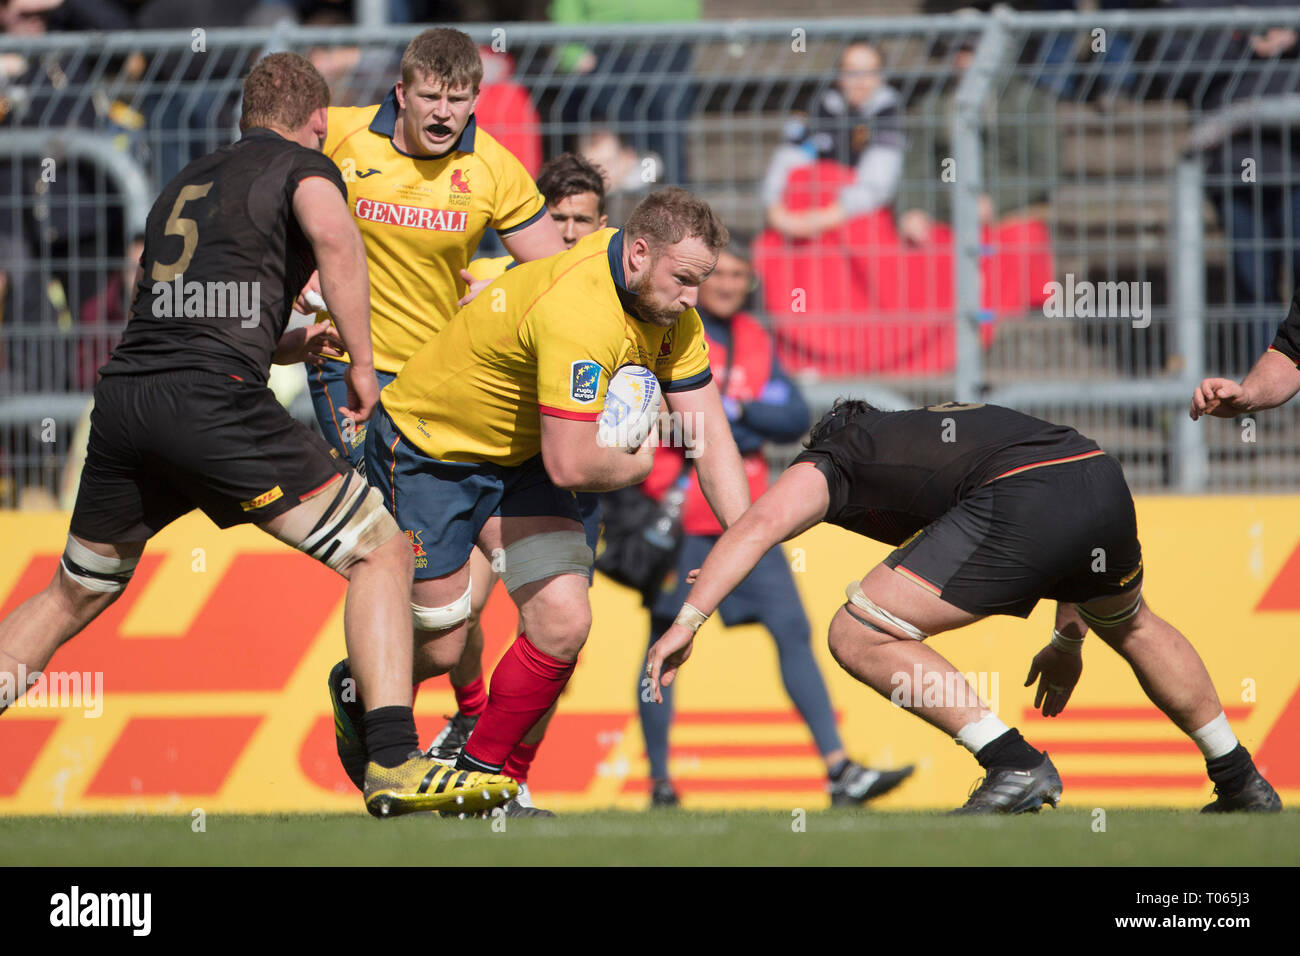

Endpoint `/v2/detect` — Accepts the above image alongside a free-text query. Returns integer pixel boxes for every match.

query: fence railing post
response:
[1172,153,1208,492]
[951,10,1010,403]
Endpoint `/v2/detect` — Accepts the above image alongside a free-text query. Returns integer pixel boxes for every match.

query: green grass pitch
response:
[2,809,1296,866]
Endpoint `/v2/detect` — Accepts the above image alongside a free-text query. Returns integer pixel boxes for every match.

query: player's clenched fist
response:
[1190,377,1250,421]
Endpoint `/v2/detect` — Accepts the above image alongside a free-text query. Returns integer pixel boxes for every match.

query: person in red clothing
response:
[636,237,914,808]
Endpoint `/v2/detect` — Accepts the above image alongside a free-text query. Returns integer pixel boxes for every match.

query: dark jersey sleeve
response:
[1270,283,1300,366]
[792,431,856,523]
[287,149,348,203]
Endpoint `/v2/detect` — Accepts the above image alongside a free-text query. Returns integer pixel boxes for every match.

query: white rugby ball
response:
[598,364,662,451]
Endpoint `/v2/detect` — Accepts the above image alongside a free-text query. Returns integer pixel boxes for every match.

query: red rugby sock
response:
[459,633,573,773]
[502,741,542,786]
[452,675,487,716]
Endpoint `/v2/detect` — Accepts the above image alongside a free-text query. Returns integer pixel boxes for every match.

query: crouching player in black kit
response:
[647,401,1282,814]
[0,54,516,818]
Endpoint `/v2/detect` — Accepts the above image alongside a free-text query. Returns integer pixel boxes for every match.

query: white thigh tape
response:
[61,536,139,593]
[500,531,593,593]
[844,582,928,641]
[299,477,395,573]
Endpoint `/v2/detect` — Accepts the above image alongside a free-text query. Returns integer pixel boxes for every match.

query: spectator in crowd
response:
[761,41,907,241]
[1,0,132,393]
[76,234,143,390]
[578,127,661,194]
[894,34,1056,246]
[550,0,697,186]
[1163,3,1300,365]
[635,236,914,809]
[577,127,661,225]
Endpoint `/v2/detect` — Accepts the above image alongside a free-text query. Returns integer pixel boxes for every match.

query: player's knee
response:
[1077,590,1146,649]
[827,602,900,665]
[827,611,859,667]
[414,631,464,677]
[523,602,591,660]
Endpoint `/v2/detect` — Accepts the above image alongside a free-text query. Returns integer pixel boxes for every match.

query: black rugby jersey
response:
[793,402,1102,545]
[101,128,347,384]
[1270,283,1300,367]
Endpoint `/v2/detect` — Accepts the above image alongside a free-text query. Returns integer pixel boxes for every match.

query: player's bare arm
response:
[458,218,567,306]
[292,176,377,421]
[646,462,829,701]
[539,413,655,491]
[665,379,750,528]
[1190,349,1300,419]
[501,214,567,263]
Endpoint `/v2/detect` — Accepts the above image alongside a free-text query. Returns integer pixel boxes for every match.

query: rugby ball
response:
[598,364,662,451]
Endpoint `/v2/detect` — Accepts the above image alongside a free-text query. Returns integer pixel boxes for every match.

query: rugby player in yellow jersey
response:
[423,153,611,813]
[346,189,750,814]
[300,28,565,468]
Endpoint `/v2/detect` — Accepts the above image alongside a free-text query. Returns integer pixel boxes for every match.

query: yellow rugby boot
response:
[363,752,518,818]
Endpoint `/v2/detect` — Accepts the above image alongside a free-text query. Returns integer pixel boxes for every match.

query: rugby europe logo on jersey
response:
[570,360,602,404]
[353,198,467,232]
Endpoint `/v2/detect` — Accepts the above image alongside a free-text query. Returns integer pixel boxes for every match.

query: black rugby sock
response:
[362,705,419,769]
[975,728,1042,771]
[1206,743,1253,793]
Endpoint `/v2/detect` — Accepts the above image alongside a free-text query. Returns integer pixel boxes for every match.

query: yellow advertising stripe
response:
[581,715,643,807]
[12,707,132,812]
[116,532,243,638]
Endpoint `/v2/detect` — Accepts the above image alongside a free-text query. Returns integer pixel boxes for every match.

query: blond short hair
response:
[400,28,484,93]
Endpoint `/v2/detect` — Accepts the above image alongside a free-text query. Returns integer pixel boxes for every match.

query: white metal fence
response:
[1,10,1299,506]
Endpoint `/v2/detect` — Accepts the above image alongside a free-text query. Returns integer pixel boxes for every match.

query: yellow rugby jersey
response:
[322,88,547,373]
[383,228,713,465]
[465,254,514,283]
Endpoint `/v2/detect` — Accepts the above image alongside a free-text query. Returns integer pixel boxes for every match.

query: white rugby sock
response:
[955,713,1011,756]
[1189,711,1238,760]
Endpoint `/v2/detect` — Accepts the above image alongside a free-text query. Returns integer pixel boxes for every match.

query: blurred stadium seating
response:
[1,6,1299,506]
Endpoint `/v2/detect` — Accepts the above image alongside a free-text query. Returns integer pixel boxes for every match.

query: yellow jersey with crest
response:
[383,228,713,465]
[322,88,547,373]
